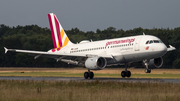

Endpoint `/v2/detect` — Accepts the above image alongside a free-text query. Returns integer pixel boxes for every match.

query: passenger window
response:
[146,41,149,44]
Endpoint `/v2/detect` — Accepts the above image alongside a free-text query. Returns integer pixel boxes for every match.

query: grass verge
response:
[0,80,179,101]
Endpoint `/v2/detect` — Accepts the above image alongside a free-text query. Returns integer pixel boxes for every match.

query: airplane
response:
[4,13,176,79]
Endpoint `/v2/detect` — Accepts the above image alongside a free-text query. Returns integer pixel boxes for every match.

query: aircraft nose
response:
[159,44,167,52]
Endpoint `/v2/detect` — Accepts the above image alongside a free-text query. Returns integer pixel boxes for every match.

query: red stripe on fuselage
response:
[54,14,62,47]
[48,14,57,48]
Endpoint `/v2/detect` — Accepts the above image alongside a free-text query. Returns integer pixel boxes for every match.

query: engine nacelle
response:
[143,57,163,69]
[85,57,107,70]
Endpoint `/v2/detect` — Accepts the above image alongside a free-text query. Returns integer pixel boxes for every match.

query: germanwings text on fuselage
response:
[106,38,135,47]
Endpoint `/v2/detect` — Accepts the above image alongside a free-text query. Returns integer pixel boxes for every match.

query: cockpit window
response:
[153,40,159,43]
[146,41,149,44]
[149,40,153,44]
[146,40,162,44]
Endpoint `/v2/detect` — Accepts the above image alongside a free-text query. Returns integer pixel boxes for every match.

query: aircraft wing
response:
[4,47,113,60]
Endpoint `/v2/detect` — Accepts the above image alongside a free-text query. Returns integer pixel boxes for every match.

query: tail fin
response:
[48,13,73,49]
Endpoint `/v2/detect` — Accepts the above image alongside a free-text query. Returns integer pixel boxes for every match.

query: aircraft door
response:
[134,37,142,51]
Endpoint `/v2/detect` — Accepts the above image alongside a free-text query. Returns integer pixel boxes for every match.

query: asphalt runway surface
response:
[0,76,180,83]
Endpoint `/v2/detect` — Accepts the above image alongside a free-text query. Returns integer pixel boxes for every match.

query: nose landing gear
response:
[144,59,151,73]
[145,69,151,73]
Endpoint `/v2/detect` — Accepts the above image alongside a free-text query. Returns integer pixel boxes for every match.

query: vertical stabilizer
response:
[48,13,73,50]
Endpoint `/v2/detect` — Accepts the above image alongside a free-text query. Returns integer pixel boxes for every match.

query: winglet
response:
[167,45,176,51]
[4,47,8,54]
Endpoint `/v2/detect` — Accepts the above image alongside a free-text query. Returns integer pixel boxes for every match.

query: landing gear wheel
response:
[145,69,151,73]
[89,72,94,79]
[121,71,131,78]
[145,69,148,73]
[84,71,94,79]
[84,72,89,79]
[126,71,131,77]
[148,69,151,73]
[121,71,126,78]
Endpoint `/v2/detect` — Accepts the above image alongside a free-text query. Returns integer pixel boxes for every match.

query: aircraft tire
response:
[126,71,131,77]
[89,72,94,79]
[145,69,148,73]
[145,69,151,73]
[84,72,89,79]
[121,71,126,78]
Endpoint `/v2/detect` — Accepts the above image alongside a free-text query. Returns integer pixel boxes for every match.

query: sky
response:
[0,0,180,32]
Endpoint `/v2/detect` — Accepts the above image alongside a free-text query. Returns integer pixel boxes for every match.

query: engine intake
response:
[85,57,107,70]
[143,57,163,69]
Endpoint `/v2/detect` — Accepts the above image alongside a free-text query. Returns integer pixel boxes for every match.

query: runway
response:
[0,76,180,83]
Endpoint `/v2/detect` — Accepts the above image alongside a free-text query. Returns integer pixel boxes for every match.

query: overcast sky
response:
[0,0,180,32]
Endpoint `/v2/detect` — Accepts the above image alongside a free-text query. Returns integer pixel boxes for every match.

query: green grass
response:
[132,74,180,79]
[0,72,83,77]
[0,72,180,79]
[0,80,180,101]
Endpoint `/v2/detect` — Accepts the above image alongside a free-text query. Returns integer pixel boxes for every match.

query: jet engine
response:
[143,57,163,69]
[85,57,107,70]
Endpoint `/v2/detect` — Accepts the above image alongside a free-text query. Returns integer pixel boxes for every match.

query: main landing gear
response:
[84,69,94,79]
[121,63,131,78]
[121,71,131,78]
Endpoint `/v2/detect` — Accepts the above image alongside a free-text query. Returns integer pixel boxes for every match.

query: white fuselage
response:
[50,35,167,64]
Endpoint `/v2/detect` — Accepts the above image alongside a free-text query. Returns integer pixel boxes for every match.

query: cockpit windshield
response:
[146,41,149,44]
[149,40,153,44]
[153,40,160,43]
[146,40,162,44]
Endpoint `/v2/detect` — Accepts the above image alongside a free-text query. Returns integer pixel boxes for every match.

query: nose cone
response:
[161,44,167,51]
[158,44,167,55]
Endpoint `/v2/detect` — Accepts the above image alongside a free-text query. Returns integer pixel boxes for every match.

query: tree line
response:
[0,24,179,68]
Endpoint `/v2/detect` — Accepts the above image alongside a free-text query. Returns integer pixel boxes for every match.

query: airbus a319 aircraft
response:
[4,13,176,79]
